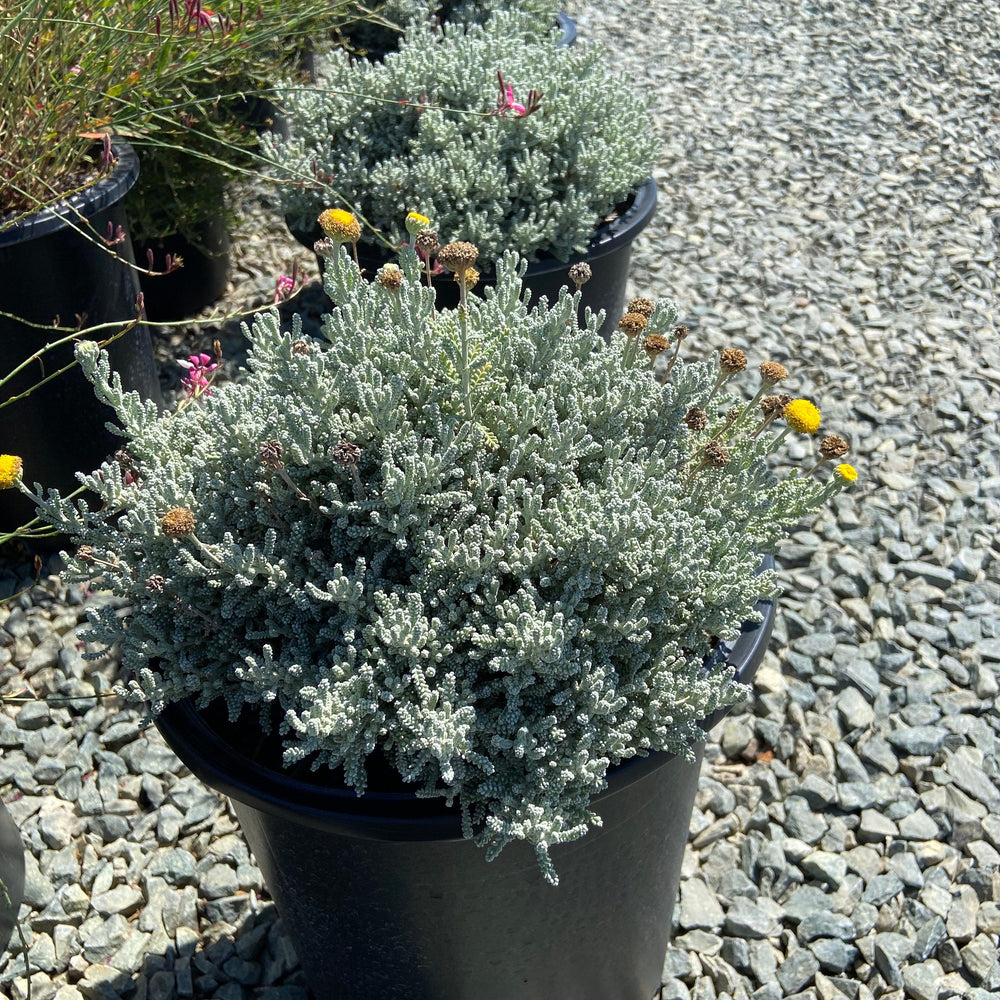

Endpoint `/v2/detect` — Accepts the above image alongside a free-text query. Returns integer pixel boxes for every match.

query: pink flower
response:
[177,352,218,399]
[184,0,215,27]
[272,264,307,303]
[493,72,542,119]
[498,82,526,117]
[273,274,295,303]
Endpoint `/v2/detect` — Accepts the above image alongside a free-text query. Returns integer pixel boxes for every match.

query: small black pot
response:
[0,141,163,536]
[134,216,230,323]
[0,798,25,960]
[156,572,774,1000]
[297,176,658,339]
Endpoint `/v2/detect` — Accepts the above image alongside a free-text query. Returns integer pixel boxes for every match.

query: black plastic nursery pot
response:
[155,571,774,1000]
[0,797,25,960]
[0,141,163,534]
[297,175,658,340]
[134,215,231,323]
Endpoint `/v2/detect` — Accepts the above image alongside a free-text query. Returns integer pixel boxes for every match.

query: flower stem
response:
[457,275,473,422]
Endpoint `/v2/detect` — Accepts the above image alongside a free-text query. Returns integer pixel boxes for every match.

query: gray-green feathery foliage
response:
[263,10,660,262]
[30,250,848,882]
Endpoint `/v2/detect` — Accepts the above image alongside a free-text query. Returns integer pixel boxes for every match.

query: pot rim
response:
[155,557,775,841]
[0,140,139,248]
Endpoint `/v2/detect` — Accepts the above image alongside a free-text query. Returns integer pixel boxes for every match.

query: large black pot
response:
[0,798,25,960]
[0,141,163,535]
[155,574,774,1000]
[297,176,658,340]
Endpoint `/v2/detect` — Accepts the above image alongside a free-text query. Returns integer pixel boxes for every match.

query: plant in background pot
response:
[262,10,660,333]
[19,233,857,999]
[339,0,567,57]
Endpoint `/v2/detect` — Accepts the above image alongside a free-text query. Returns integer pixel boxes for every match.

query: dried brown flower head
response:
[146,575,166,593]
[161,507,196,538]
[627,296,655,318]
[568,262,592,289]
[377,264,404,290]
[643,334,670,361]
[437,241,479,273]
[414,230,440,256]
[313,238,336,259]
[259,440,284,470]
[672,324,690,341]
[759,361,788,385]
[719,348,748,376]
[761,393,792,418]
[704,441,730,468]
[617,312,648,338]
[76,545,95,563]
[332,440,362,467]
[820,433,850,459]
[684,407,708,431]
[291,340,310,355]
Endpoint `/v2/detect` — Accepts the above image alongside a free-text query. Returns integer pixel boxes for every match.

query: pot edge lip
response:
[0,140,140,249]
[154,556,776,839]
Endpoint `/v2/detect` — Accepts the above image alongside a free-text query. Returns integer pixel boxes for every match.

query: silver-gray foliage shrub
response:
[263,11,660,263]
[31,250,846,882]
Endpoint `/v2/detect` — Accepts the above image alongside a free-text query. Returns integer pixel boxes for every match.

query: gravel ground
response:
[3,1,1000,999]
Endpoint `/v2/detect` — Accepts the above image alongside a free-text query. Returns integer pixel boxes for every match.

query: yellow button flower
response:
[0,454,23,490]
[783,398,821,435]
[405,211,430,236]
[835,463,858,483]
[318,208,362,244]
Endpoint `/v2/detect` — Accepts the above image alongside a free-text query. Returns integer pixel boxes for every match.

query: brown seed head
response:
[377,263,404,290]
[628,297,655,318]
[332,439,362,467]
[259,439,284,470]
[704,441,730,468]
[643,333,670,361]
[161,507,196,538]
[759,360,788,385]
[719,348,748,375]
[313,238,336,259]
[291,339,310,355]
[618,312,648,338]
[414,230,439,256]
[76,545,95,563]
[672,324,690,342]
[761,393,792,417]
[146,575,166,593]
[820,433,850,459]
[437,241,479,273]
[568,262,592,289]
[684,407,708,431]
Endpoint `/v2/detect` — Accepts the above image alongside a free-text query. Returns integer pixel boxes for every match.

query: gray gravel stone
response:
[680,877,726,931]
[775,949,819,996]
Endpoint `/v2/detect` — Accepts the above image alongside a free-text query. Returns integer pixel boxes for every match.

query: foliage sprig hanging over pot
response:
[263,10,660,263]
[20,232,855,883]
